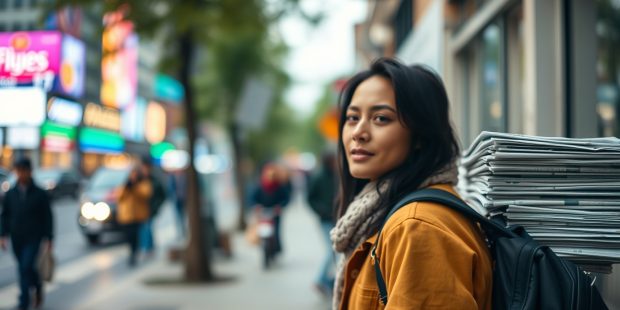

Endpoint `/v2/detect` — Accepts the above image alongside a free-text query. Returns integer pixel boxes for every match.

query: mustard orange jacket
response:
[340,184,493,310]
[117,180,152,225]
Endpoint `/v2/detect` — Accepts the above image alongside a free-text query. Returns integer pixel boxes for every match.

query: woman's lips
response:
[350,148,374,162]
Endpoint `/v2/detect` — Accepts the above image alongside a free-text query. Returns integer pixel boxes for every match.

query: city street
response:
[0,193,331,310]
[0,196,177,309]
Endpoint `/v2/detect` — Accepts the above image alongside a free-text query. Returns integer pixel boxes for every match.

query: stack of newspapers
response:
[458,131,620,273]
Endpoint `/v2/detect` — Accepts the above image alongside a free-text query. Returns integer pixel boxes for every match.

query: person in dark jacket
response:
[0,157,53,310]
[139,156,166,257]
[307,151,337,297]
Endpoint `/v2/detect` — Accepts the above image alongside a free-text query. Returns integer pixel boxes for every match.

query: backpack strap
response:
[371,188,515,305]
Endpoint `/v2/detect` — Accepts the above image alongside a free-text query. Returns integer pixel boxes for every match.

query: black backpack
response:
[371,188,608,310]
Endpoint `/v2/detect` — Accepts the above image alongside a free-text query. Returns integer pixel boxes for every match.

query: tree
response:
[48,0,321,282]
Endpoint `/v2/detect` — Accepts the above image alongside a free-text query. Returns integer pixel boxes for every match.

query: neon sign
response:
[0,31,85,98]
[83,102,121,132]
[0,31,60,87]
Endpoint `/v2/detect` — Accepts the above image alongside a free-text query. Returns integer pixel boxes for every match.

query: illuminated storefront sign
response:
[121,96,146,142]
[150,141,175,160]
[47,96,83,126]
[101,9,137,109]
[79,127,124,154]
[145,101,166,144]
[154,74,184,104]
[40,120,76,152]
[56,35,85,98]
[0,87,46,126]
[7,127,40,149]
[83,102,121,132]
[0,31,85,98]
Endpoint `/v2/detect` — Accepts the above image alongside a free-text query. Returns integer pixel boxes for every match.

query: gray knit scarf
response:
[330,162,458,309]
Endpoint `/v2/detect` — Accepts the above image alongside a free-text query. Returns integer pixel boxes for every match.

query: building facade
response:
[358,0,619,145]
[356,0,619,306]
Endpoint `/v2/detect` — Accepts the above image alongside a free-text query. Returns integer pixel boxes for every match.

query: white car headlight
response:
[45,181,56,190]
[81,202,96,219]
[1,181,10,192]
[93,202,111,221]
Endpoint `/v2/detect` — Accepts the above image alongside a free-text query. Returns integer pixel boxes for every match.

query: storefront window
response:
[507,4,524,133]
[1,147,13,169]
[40,151,72,169]
[480,23,504,132]
[596,0,620,137]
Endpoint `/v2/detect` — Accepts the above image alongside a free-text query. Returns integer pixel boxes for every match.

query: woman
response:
[117,166,152,266]
[331,58,492,309]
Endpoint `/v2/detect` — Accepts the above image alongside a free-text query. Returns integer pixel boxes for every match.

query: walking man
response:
[1,157,53,310]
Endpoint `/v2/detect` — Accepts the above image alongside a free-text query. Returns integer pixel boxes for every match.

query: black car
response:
[34,169,82,199]
[77,167,130,244]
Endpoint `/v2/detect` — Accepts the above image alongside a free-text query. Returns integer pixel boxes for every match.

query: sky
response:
[277,0,368,116]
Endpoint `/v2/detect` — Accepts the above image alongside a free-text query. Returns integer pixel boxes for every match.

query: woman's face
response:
[262,166,277,182]
[343,75,411,181]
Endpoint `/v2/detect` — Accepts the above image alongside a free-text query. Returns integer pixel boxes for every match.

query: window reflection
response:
[596,0,620,137]
[481,23,503,132]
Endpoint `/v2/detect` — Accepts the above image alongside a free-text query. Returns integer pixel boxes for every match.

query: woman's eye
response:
[374,115,391,123]
[346,115,359,122]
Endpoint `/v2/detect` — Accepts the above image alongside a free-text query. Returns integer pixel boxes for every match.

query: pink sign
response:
[0,31,61,86]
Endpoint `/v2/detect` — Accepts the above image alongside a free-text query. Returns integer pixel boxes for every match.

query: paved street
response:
[0,193,332,310]
[0,196,110,289]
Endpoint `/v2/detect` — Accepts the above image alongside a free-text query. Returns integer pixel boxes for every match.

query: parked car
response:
[33,168,81,199]
[77,166,131,245]
[1,168,81,201]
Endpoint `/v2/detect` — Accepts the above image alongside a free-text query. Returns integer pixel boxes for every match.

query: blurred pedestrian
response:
[117,166,152,266]
[275,164,293,207]
[307,151,337,297]
[139,156,166,257]
[168,169,186,239]
[331,59,492,309]
[0,157,53,310]
[251,163,290,256]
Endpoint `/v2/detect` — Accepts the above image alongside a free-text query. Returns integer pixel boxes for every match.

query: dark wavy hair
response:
[336,58,460,227]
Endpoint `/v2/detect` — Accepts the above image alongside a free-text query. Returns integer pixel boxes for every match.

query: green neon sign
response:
[41,121,77,140]
[79,127,125,151]
[150,142,175,159]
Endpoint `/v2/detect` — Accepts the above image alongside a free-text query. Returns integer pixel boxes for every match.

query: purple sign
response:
[54,34,85,98]
[0,31,85,98]
[0,31,61,87]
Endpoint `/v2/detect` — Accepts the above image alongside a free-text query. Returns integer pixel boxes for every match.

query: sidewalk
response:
[78,198,332,310]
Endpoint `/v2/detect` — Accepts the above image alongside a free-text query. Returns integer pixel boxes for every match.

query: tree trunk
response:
[230,123,247,230]
[179,29,213,282]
